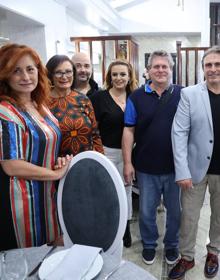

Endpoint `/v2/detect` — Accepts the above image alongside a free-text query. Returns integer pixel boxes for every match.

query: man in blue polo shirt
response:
[122,50,182,265]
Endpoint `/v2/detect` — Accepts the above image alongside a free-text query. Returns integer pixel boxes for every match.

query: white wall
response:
[66,13,101,57]
[0,0,66,60]
[119,0,207,34]
[201,0,211,45]
[0,0,100,61]
[0,8,47,60]
[135,34,201,83]
[0,0,212,72]
[4,24,47,61]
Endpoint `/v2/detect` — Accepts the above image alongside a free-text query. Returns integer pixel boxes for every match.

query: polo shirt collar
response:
[144,80,171,95]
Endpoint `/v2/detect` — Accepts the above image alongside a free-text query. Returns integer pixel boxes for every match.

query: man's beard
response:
[78,73,91,82]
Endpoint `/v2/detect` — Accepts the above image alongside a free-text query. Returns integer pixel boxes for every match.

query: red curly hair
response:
[0,43,50,115]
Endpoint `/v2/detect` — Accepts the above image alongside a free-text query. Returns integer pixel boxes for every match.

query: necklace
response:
[112,96,125,104]
[51,89,71,98]
[110,90,126,105]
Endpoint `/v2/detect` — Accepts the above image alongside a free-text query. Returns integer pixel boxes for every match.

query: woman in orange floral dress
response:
[46,55,103,156]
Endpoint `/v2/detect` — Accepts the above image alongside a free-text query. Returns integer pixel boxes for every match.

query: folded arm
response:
[1,155,72,181]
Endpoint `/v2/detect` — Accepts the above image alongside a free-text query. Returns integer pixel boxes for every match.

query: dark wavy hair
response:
[46,55,76,90]
[104,59,138,94]
[0,43,50,114]
[202,45,220,68]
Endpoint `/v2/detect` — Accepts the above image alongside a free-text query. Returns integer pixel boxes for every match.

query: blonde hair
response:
[104,59,138,94]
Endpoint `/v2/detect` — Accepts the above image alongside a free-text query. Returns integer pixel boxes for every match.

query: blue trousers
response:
[137,171,181,250]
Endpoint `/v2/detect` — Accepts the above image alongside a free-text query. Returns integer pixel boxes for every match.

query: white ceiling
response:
[55,0,121,33]
[0,5,43,27]
[54,0,199,35]
[110,0,148,11]
[0,0,213,42]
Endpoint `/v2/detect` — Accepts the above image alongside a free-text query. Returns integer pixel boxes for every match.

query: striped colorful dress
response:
[0,101,61,250]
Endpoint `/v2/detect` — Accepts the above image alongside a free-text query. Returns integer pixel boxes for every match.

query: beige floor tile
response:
[123,192,220,280]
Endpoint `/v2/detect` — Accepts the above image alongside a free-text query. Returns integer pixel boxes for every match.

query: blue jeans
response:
[137,171,181,250]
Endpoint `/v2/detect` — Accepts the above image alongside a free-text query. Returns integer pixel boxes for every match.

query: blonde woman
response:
[91,59,138,247]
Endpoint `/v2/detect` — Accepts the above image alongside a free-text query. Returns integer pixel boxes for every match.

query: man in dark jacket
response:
[72,52,99,97]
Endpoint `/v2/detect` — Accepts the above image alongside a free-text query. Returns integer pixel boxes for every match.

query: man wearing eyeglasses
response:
[169,46,220,279]
[72,52,99,98]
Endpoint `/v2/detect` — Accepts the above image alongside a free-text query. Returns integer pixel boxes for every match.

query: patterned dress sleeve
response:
[87,99,104,154]
[0,106,25,161]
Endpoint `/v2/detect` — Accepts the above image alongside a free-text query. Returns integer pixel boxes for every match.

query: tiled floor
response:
[123,192,220,280]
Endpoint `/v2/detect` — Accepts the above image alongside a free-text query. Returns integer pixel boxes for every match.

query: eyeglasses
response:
[53,70,73,78]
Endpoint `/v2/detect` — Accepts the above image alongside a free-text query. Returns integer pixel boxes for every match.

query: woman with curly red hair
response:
[0,44,72,250]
